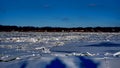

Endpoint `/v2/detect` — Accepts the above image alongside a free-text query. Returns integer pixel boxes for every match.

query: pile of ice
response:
[0,32,120,43]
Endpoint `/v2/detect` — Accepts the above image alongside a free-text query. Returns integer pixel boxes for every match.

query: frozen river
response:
[0,32,120,68]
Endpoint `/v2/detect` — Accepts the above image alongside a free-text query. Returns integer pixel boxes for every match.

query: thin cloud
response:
[61,17,70,21]
[42,4,52,8]
[88,4,97,7]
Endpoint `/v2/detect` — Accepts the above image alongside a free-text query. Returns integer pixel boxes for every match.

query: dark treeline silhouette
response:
[0,25,120,32]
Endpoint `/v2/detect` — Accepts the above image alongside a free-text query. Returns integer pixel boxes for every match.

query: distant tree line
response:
[0,25,120,32]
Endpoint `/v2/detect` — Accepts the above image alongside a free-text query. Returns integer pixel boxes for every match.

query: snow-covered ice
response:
[0,32,120,68]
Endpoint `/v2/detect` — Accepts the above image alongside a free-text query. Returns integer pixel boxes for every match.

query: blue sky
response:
[0,0,120,27]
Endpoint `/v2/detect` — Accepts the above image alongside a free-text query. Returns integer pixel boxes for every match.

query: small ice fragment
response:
[16,57,21,60]
[35,47,51,53]
[86,52,95,56]
[104,52,112,56]
[113,51,120,57]
[32,54,35,56]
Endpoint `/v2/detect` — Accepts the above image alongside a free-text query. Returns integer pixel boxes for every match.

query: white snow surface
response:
[0,32,120,68]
